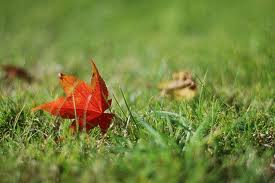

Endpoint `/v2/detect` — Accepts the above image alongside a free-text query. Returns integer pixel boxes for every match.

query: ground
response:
[0,0,274,182]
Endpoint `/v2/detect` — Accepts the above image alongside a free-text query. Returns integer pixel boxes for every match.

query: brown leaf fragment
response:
[1,64,34,83]
[158,71,197,100]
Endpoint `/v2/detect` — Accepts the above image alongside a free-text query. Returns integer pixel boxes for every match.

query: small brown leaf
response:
[158,71,197,100]
[1,64,34,83]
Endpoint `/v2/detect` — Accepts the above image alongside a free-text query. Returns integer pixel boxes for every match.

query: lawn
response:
[0,0,274,182]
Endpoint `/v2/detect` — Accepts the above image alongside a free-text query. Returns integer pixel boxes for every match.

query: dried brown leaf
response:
[1,64,34,83]
[158,71,197,100]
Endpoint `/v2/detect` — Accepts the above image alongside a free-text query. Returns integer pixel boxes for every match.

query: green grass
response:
[0,0,274,182]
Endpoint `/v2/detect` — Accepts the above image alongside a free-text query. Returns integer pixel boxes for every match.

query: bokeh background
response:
[0,0,274,182]
[1,0,274,89]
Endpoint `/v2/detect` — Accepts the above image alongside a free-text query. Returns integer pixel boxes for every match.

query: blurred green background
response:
[1,0,274,85]
[0,0,274,182]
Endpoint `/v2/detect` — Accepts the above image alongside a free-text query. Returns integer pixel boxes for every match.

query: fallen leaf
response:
[32,61,114,133]
[1,64,34,83]
[158,71,197,100]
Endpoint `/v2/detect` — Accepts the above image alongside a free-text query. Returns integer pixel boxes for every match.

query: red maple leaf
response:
[32,61,114,133]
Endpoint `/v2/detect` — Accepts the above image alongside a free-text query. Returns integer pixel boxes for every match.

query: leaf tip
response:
[58,73,64,79]
[31,106,39,112]
[90,59,99,74]
[90,58,95,65]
